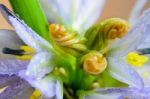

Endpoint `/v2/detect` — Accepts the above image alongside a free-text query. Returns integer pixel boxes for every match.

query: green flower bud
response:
[85,18,130,51]
[49,24,87,56]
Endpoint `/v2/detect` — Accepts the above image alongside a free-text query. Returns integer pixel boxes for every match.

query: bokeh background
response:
[0,0,150,29]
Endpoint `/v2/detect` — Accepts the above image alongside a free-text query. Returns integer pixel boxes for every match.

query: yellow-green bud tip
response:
[105,18,130,39]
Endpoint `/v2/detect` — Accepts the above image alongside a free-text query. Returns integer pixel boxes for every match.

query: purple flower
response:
[0,4,62,98]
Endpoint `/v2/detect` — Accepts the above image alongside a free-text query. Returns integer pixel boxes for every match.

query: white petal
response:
[19,71,57,98]
[72,0,105,34]
[8,16,52,52]
[40,0,73,25]
[40,0,105,34]
[0,29,23,59]
[109,8,150,57]
[26,52,53,79]
[83,93,120,99]
[56,80,63,99]
[108,57,144,88]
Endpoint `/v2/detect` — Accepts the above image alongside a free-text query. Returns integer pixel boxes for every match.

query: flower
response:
[76,5,150,99]
[107,7,150,88]
[0,0,106,98]
[0,28,34,98]
[0,4,63,98]
[0,0,150,99]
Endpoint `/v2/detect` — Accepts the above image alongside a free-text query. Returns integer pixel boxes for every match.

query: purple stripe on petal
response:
[0,74,20,88]
[0,59,29,75]
[0,79,34,99]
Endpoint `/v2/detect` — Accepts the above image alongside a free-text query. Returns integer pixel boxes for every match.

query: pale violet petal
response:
[0,29,23,59]
[133,64,150,87]
[56,80,63,99]
[0,59,28,75]
[94,87,150,99]
[137,9,150,49]
[40,0,105,34]
[109,8,150,57]
[83,88,132,99]
[0,74,20,88]
[129,0,147,25]
[108,57,144,88]
[0,79,34,99]
[137,24,150,49]
[19,71,58,98]
[0,5,52,52]
[25,52,53,79]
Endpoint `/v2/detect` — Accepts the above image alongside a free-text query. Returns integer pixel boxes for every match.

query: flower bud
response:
[105,18,129,39]
[83,52,107,75]
[49,24,87,56]
[85,18,129,51]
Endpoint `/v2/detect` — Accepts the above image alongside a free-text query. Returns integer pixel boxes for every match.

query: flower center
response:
[126,52,149,67]
[83,52,107,75]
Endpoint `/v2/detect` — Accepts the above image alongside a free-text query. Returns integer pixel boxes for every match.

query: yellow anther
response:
[30,89,41,99]
[126,52,149,67]
[20,45,35,53]
[16,46,35,60]
[142,71,149,78]
[16,55,33,60]
[83,52,107,75]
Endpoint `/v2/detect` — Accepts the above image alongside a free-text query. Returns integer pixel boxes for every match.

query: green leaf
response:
[9,0,50,40]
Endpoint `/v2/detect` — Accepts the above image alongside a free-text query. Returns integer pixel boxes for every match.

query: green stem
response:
[9,0,50,40]
[64,88,74,99]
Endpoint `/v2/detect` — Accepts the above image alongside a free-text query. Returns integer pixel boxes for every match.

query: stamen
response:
[2,47,24,56]
[137,48,150,55]
[16,46,35,60]
[2,46,35,60]
[126,52,149,67]
[30,89,41,99]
